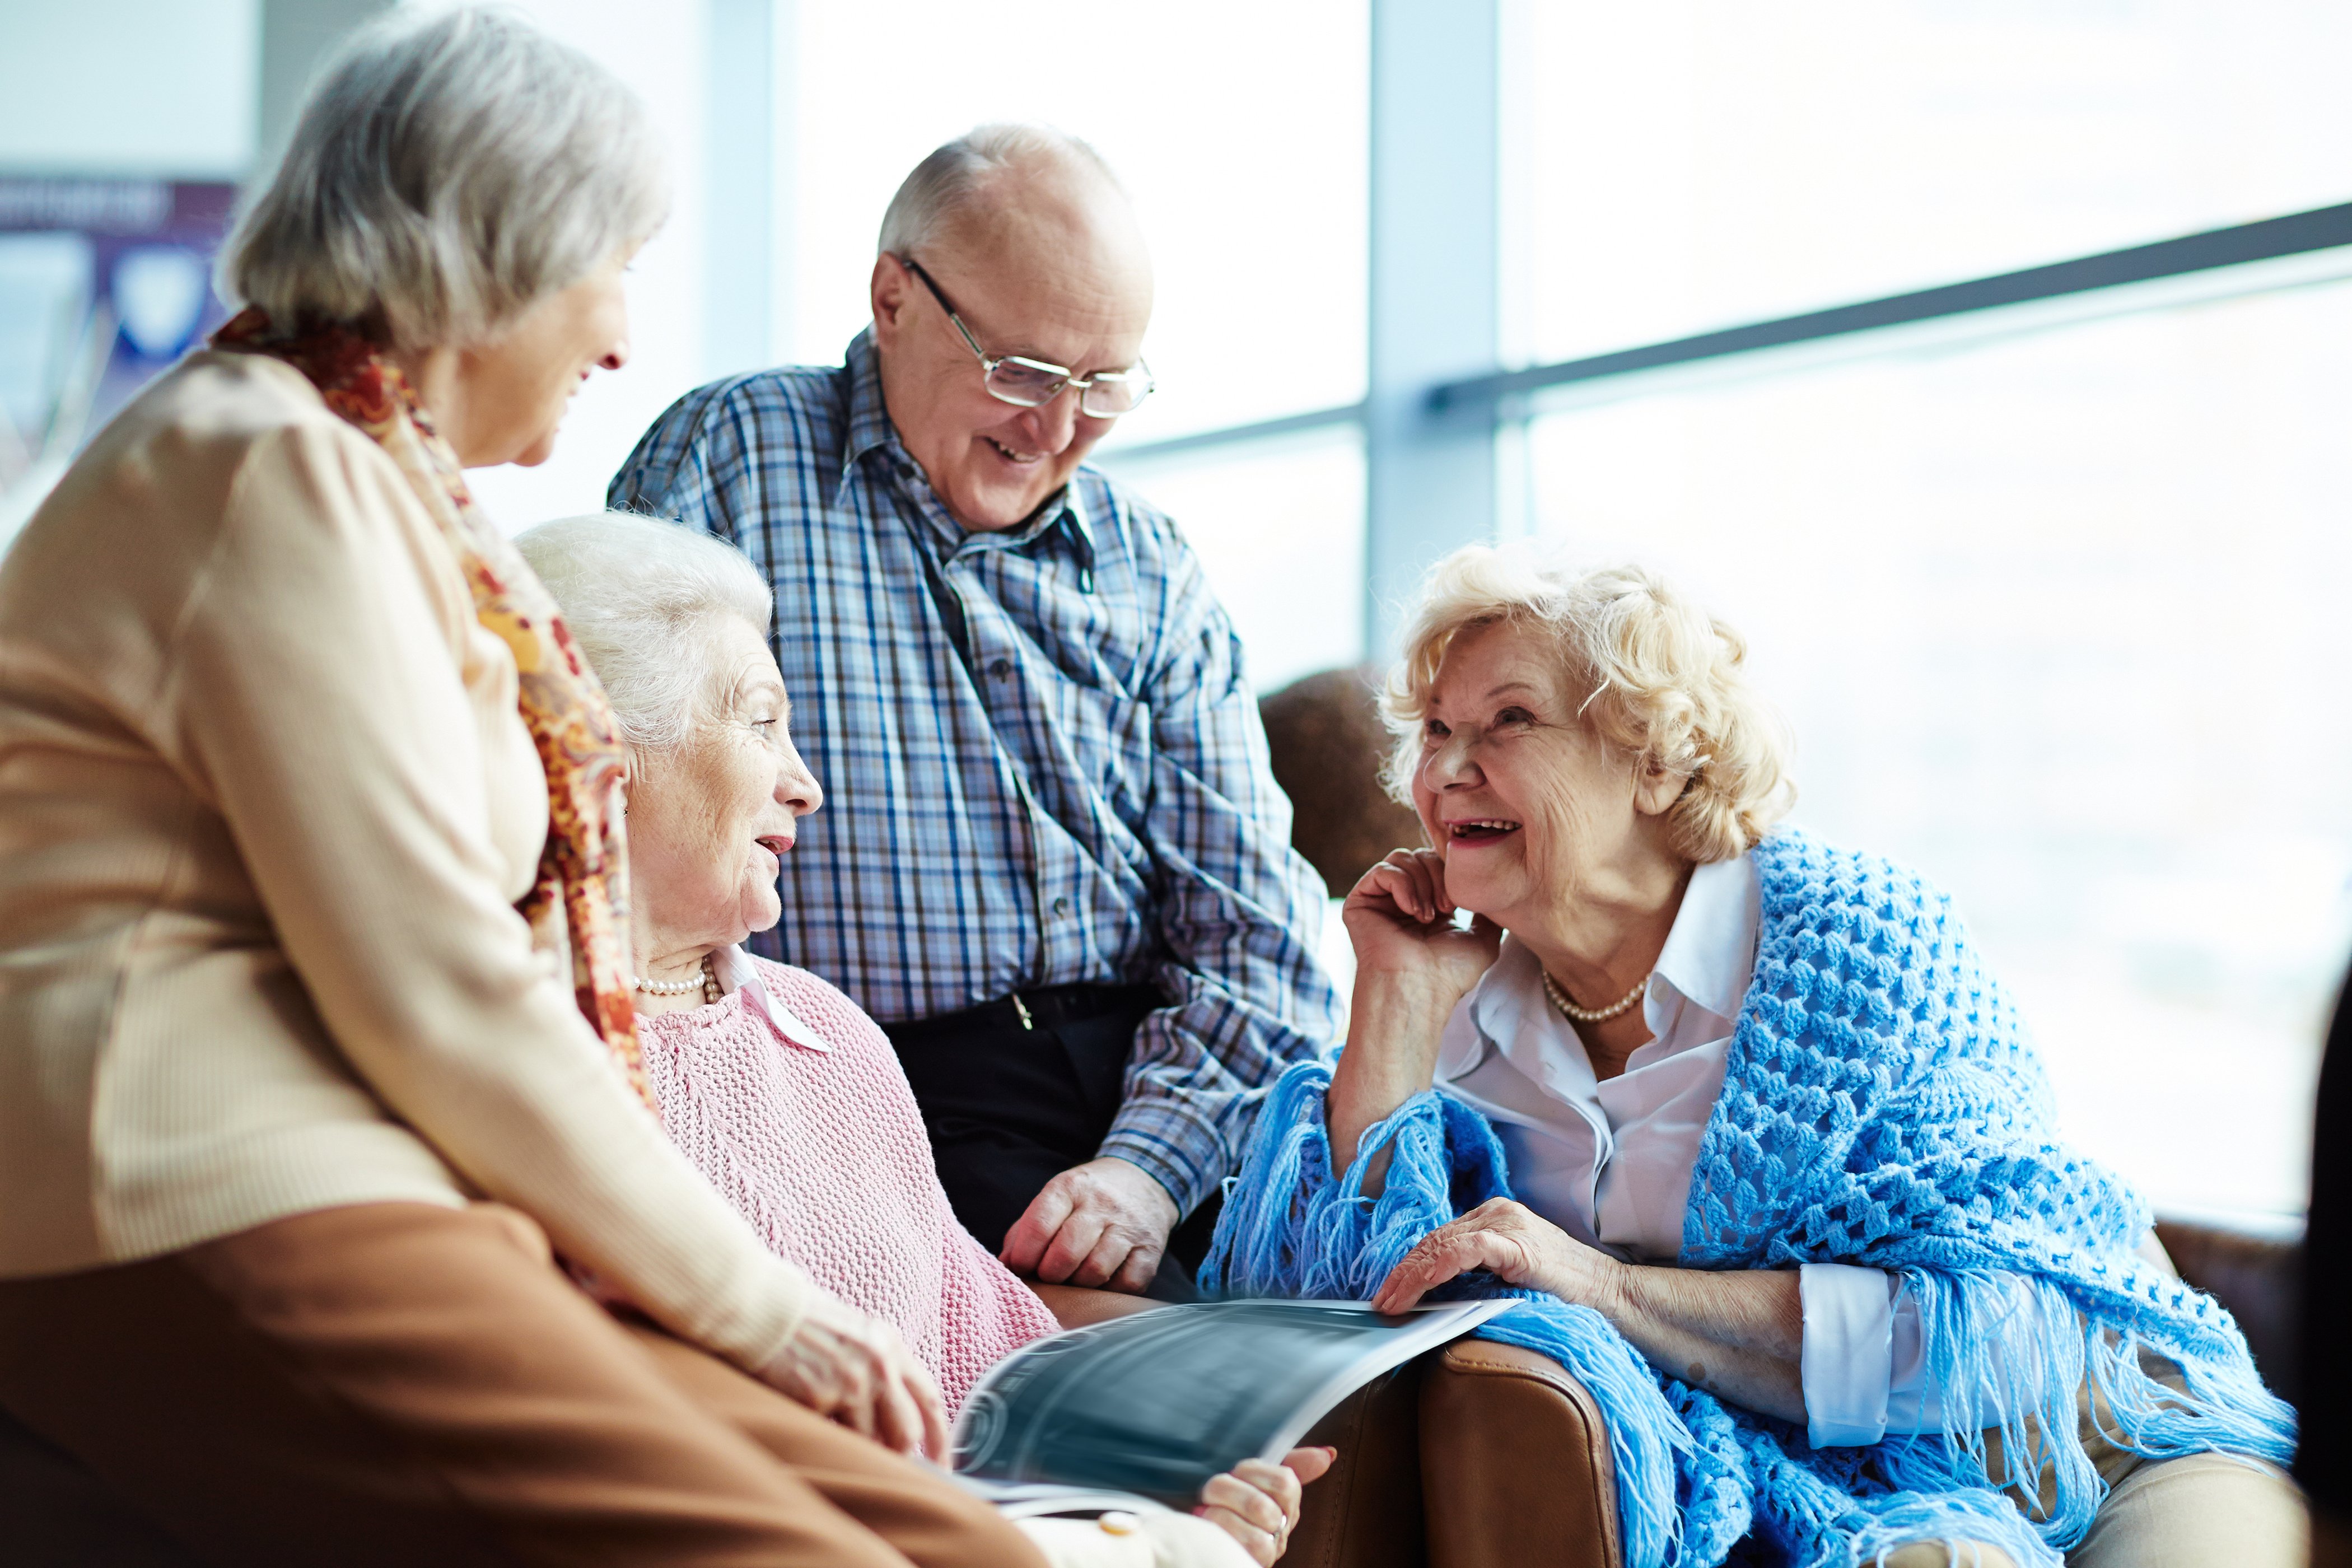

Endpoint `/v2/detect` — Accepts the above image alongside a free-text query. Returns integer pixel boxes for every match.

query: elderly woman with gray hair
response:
[1208,547,2302,1568]
[0,11,1044,1566]
[515,511,1332,1568]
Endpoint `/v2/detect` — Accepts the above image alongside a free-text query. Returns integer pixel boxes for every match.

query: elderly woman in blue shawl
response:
[1207,548,2300,1568]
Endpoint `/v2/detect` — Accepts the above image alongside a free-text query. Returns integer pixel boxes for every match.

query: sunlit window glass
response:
[1097,429,1368,694]
[1505,0,2352,365]
[1521,279,2352,1215]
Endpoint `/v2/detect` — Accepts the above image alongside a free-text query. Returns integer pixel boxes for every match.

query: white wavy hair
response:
[221,6,668,353]
[515,512,773,756]
[876,122,1121,257]
[1382,546,1796,864]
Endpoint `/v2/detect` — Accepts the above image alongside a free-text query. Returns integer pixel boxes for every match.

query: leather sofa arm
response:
[1028,1282,1164,1331]
[1418,1340,1621,1568]
[1288,1364,1427,1568]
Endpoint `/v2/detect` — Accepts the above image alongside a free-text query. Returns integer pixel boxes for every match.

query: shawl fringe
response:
[1206,1056,2290,1568]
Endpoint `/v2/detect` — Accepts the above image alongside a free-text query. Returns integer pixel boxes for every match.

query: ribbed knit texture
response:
[636,957,1061,1412]
[1207,829,2295,1568]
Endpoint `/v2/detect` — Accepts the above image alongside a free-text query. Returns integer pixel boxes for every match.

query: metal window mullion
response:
[1364,0,1503,657]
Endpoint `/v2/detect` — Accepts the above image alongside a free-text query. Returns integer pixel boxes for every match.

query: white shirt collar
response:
[708,944,828,1053]
[1452,850,1761,1076]
[1460,936,1588,1093]
[1647,853,1761,1035]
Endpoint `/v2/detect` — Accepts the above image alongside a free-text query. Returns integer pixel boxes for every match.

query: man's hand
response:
[1000,1156,1179,1294]
[757,1290,950,1458]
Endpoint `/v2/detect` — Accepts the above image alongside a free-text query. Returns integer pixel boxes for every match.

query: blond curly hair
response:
[1381,547,1795,864]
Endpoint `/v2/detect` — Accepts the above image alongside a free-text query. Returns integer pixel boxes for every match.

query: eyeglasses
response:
[899,255,1154,419]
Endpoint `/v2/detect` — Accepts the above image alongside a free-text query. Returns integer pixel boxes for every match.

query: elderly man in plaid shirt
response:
[610,125,1342,1299]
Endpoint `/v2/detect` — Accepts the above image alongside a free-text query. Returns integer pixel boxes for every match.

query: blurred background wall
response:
[3,0,2348,1226]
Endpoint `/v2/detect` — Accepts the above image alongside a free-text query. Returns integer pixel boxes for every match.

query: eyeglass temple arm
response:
[901,252,1149,392]
[897,255,994,361]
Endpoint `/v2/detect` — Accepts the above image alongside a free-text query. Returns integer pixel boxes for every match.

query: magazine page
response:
[950,1299,1513,1509]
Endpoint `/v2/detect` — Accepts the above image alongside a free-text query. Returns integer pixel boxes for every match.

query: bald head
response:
[883,127,1132,252]
[868,125,1156,534]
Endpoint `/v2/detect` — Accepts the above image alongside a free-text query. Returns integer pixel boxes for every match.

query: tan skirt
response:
[0,1200,1045,1568]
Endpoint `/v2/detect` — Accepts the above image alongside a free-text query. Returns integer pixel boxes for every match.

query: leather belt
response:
[885,982,1161,1045]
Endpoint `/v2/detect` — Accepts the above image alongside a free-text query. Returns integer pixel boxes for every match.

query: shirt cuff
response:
[1800,1263,1896,1448]
[1097,1107,1223,1219]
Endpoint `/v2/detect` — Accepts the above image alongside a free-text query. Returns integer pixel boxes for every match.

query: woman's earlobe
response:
[1634,757,1690,817]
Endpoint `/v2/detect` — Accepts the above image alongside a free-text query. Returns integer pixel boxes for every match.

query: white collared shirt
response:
[709,944,829,1053]
[1431,853,1983,1447]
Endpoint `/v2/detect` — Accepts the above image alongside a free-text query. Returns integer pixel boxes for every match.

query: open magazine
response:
[949,1298,1514,1518]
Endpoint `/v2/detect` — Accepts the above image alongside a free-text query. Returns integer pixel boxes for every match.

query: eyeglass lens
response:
[984,361,1151,417]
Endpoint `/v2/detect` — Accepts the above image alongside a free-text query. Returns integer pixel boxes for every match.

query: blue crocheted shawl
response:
[1205,829,2293,1568]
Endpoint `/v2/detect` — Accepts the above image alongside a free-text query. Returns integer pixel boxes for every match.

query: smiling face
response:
[625,615,823,955]
[451,249,634,468]
[1408,620,1669,932]
[869,165,1153,533]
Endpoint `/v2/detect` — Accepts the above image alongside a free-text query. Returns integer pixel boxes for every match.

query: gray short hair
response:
[515,512,773,755]
[1383,547,1796,864]
[222,7,668,353]
[877,123,1120,257]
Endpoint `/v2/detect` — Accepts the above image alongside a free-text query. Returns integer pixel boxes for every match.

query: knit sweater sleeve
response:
[167,423,816,1374]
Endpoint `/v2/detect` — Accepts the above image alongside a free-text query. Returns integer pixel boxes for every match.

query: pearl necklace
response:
[1541,968,1649,1024]
[635,953,718,1000]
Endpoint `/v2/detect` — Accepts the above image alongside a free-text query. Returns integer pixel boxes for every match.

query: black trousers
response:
[883,984,1220,1304]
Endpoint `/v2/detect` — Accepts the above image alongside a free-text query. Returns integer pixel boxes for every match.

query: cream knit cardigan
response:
[0,353,814,1378]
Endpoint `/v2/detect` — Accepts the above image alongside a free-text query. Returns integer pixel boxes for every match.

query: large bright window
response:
[1506,1,2352,365]
[1519,278,2352,1215]
[1095,428,1368,694]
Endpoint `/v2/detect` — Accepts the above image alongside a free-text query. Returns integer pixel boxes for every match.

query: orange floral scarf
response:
[212,308,655,1112]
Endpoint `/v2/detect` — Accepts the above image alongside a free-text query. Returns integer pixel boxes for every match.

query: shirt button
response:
[989,659,1011,679]
[1052,896,1071,918]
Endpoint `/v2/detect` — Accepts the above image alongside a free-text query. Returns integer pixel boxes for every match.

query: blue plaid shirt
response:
[608,332,1343,1213]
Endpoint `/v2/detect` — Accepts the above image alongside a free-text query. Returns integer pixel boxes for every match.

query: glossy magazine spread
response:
[949,1299,1512,1515]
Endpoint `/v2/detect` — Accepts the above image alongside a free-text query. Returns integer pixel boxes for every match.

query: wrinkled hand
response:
[1197,1446,1336,1566]
[1343,848,1502,1005]
[758,1289,949,1459]
[1001,1156,1180,1295]
[1369,1197,1625,1316]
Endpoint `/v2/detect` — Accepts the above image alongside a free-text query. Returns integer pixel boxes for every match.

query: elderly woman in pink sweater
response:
[517,513,1329,1568]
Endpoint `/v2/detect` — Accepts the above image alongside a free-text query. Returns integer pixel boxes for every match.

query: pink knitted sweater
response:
[634,953,1061,1413]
